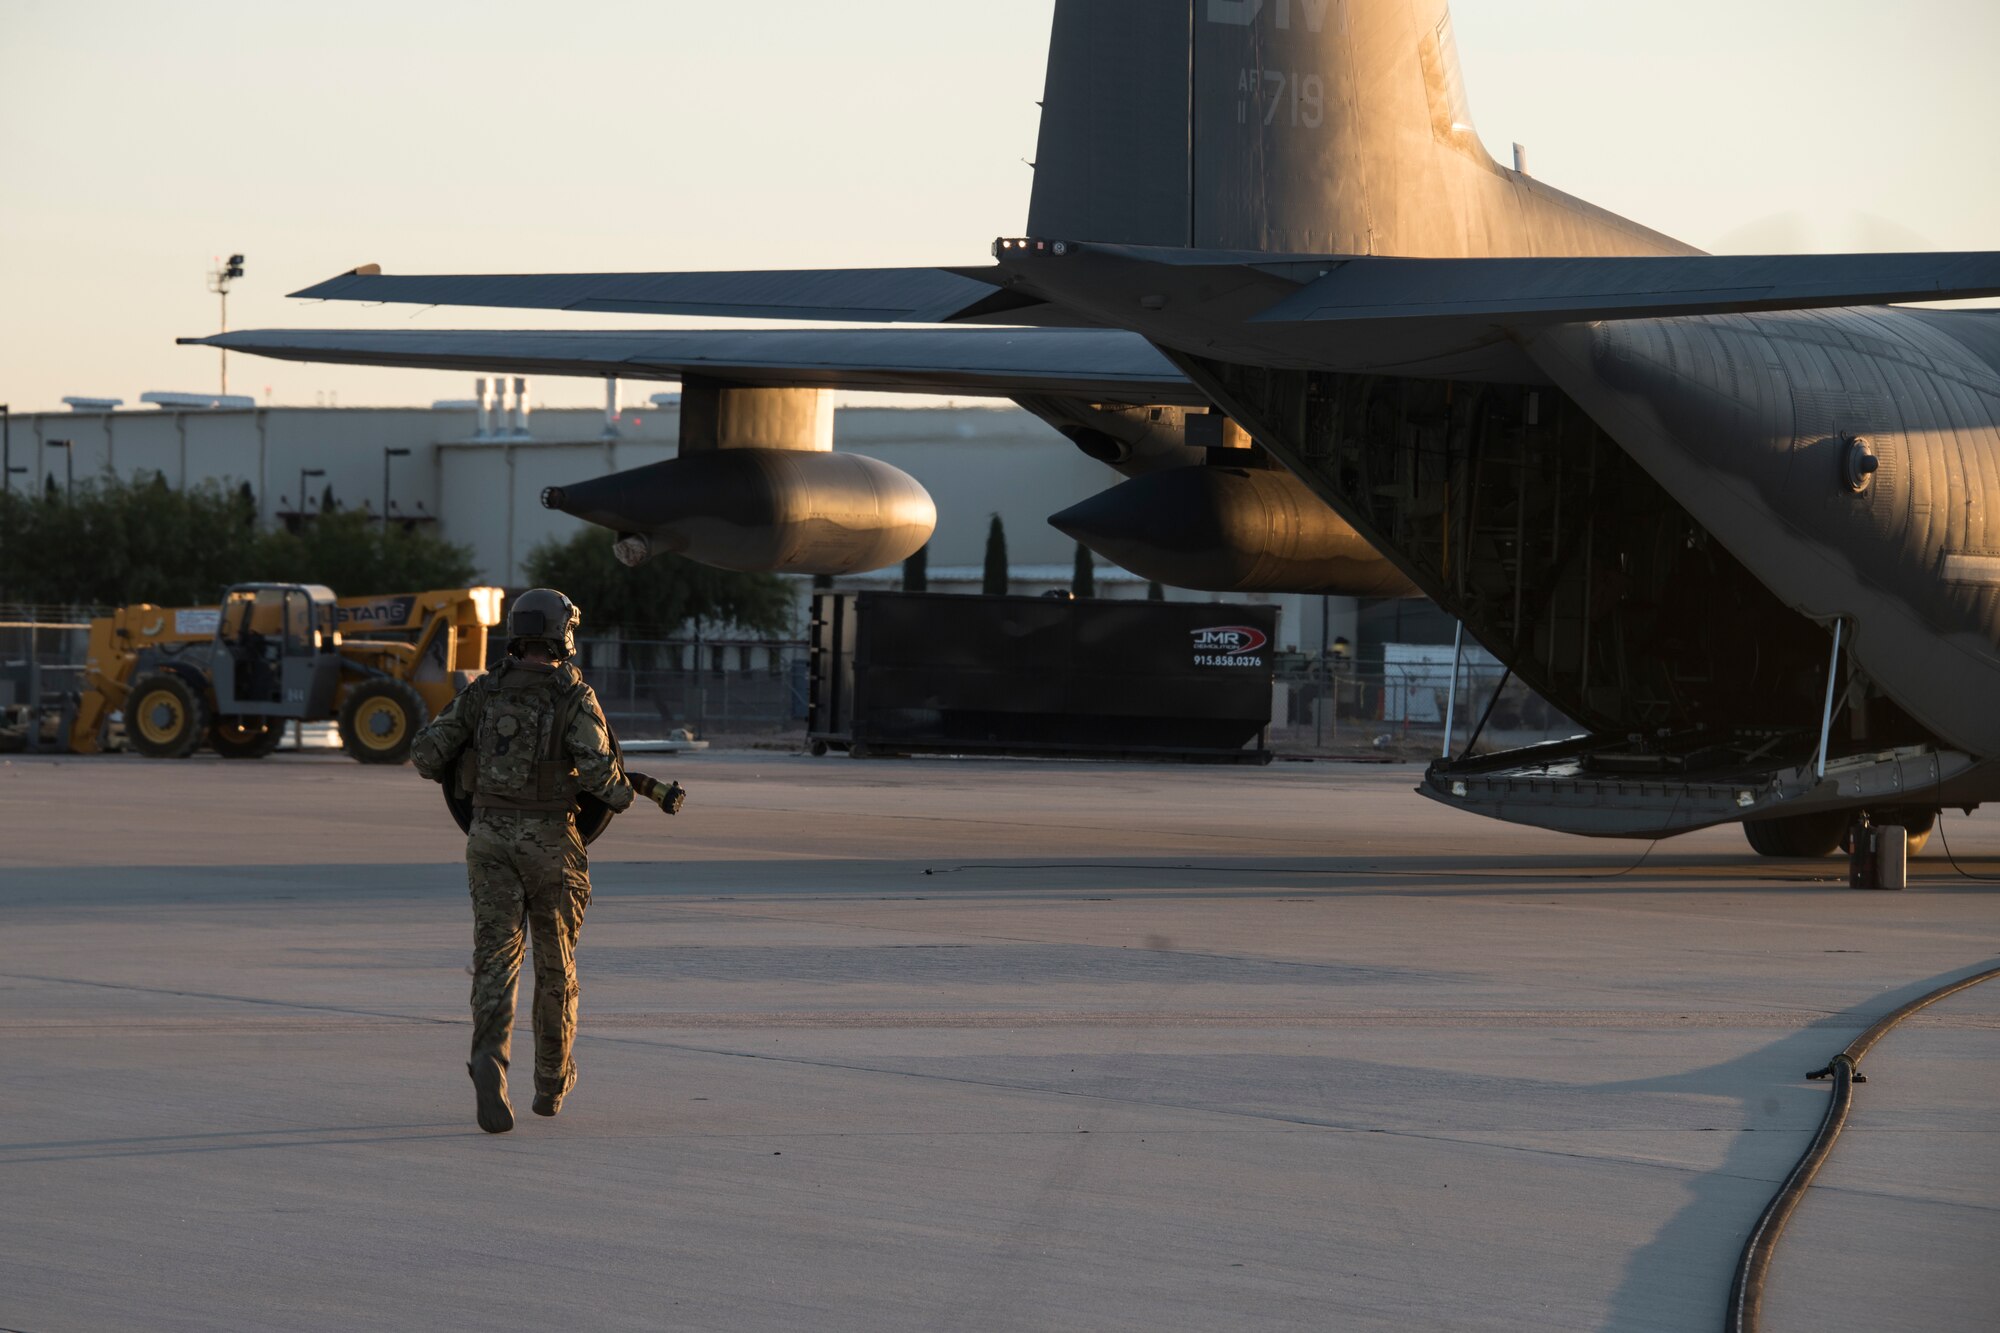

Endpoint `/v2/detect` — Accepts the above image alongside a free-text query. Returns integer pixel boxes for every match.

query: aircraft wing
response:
[1249,251,2000,325]
[285,263,1076,326]
[220,251,2000,400]
[182,327,1205,404]
[291,250,2000,329]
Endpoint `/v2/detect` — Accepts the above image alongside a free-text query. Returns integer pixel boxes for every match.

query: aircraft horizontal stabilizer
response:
[1252,252,2000,326]
[181,327,1203,404]
[284,264,1074,326]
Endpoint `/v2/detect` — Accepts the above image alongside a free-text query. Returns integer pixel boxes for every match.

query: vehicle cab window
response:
[284,589,312,654]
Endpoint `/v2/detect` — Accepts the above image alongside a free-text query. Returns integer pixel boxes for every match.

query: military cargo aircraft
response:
[195,0,2000,866]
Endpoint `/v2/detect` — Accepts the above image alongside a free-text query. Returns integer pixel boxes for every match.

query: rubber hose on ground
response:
[1726,961,2000,1332]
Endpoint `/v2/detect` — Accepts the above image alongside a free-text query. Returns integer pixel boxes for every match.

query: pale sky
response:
[3,0,1996,413]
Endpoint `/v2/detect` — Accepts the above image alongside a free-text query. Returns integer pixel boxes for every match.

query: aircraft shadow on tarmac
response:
[1596,966,1997,1332]
[557,964,1992,1332]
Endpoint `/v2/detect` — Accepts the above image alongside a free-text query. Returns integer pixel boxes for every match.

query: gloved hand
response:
[631,773,687,816]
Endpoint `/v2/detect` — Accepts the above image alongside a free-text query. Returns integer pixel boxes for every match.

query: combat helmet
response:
[507,587,581,660]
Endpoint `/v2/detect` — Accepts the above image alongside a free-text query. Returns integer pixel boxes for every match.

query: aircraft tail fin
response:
[1027,0,1691,259]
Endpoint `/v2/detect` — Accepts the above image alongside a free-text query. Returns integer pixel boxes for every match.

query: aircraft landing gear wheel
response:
[808,740,829,757]
[127,673,208,759]
[211,716,284,760]
[339,679,426,765]
[1743,809,1848,857]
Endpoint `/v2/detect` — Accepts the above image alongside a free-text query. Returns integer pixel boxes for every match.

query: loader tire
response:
[1742,809,1848,858]
[128,673,209,760]
[212,716,285,760]
[340,679,426,765]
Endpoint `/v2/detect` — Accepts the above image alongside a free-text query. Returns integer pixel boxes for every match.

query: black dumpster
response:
[807,591,1273,762]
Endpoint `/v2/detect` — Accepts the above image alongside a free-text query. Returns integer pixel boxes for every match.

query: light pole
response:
[382,447,411,527]
[207,253,245,396]
[47,439,74,500]
[5,465,25,527]
[299,467,325,524]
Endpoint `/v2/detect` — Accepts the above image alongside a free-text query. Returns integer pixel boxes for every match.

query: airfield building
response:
[9,387,1459,657]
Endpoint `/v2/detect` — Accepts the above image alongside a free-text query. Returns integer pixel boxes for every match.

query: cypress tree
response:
[1147,579,1166,601]
[1071,541,1094,598]
[981,514,1008,595]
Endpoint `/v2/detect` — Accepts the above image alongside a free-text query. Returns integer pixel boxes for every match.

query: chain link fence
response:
[571,637,812,740]
[0,608,96,751]
[1268,662,1575,758]
[5,615,1580,758]
[575,639,1580,755]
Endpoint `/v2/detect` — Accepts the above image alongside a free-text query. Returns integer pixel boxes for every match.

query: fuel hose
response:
[1726,961,2000,1332]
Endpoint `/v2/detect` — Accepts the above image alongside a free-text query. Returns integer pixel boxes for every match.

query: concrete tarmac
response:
[3,751,1996,1332]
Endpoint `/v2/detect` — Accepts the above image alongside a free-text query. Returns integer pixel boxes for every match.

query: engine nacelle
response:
[1050,464,1420,597]
[542,449,936,576]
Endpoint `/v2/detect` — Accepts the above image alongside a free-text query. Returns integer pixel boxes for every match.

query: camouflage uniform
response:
[412,660,634,1105]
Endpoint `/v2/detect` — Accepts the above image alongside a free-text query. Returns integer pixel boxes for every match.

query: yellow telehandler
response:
[70,584,504,763]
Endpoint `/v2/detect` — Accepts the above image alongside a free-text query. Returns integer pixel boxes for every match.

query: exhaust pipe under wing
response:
[1051,465,1420,597]
[542,448,936,576]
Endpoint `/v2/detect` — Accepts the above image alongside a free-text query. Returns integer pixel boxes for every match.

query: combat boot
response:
[533,1066,576,1117]
[468,1053,514,1134]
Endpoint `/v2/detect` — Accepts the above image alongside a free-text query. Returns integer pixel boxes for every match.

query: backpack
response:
[456,663,584,813]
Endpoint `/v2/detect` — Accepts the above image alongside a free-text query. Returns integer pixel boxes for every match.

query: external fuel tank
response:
[542,381,937,577]
[542,448,935,576]
[1050,464,1419,597]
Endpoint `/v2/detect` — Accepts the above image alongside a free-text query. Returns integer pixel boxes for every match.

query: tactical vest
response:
[457,663,584,813]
